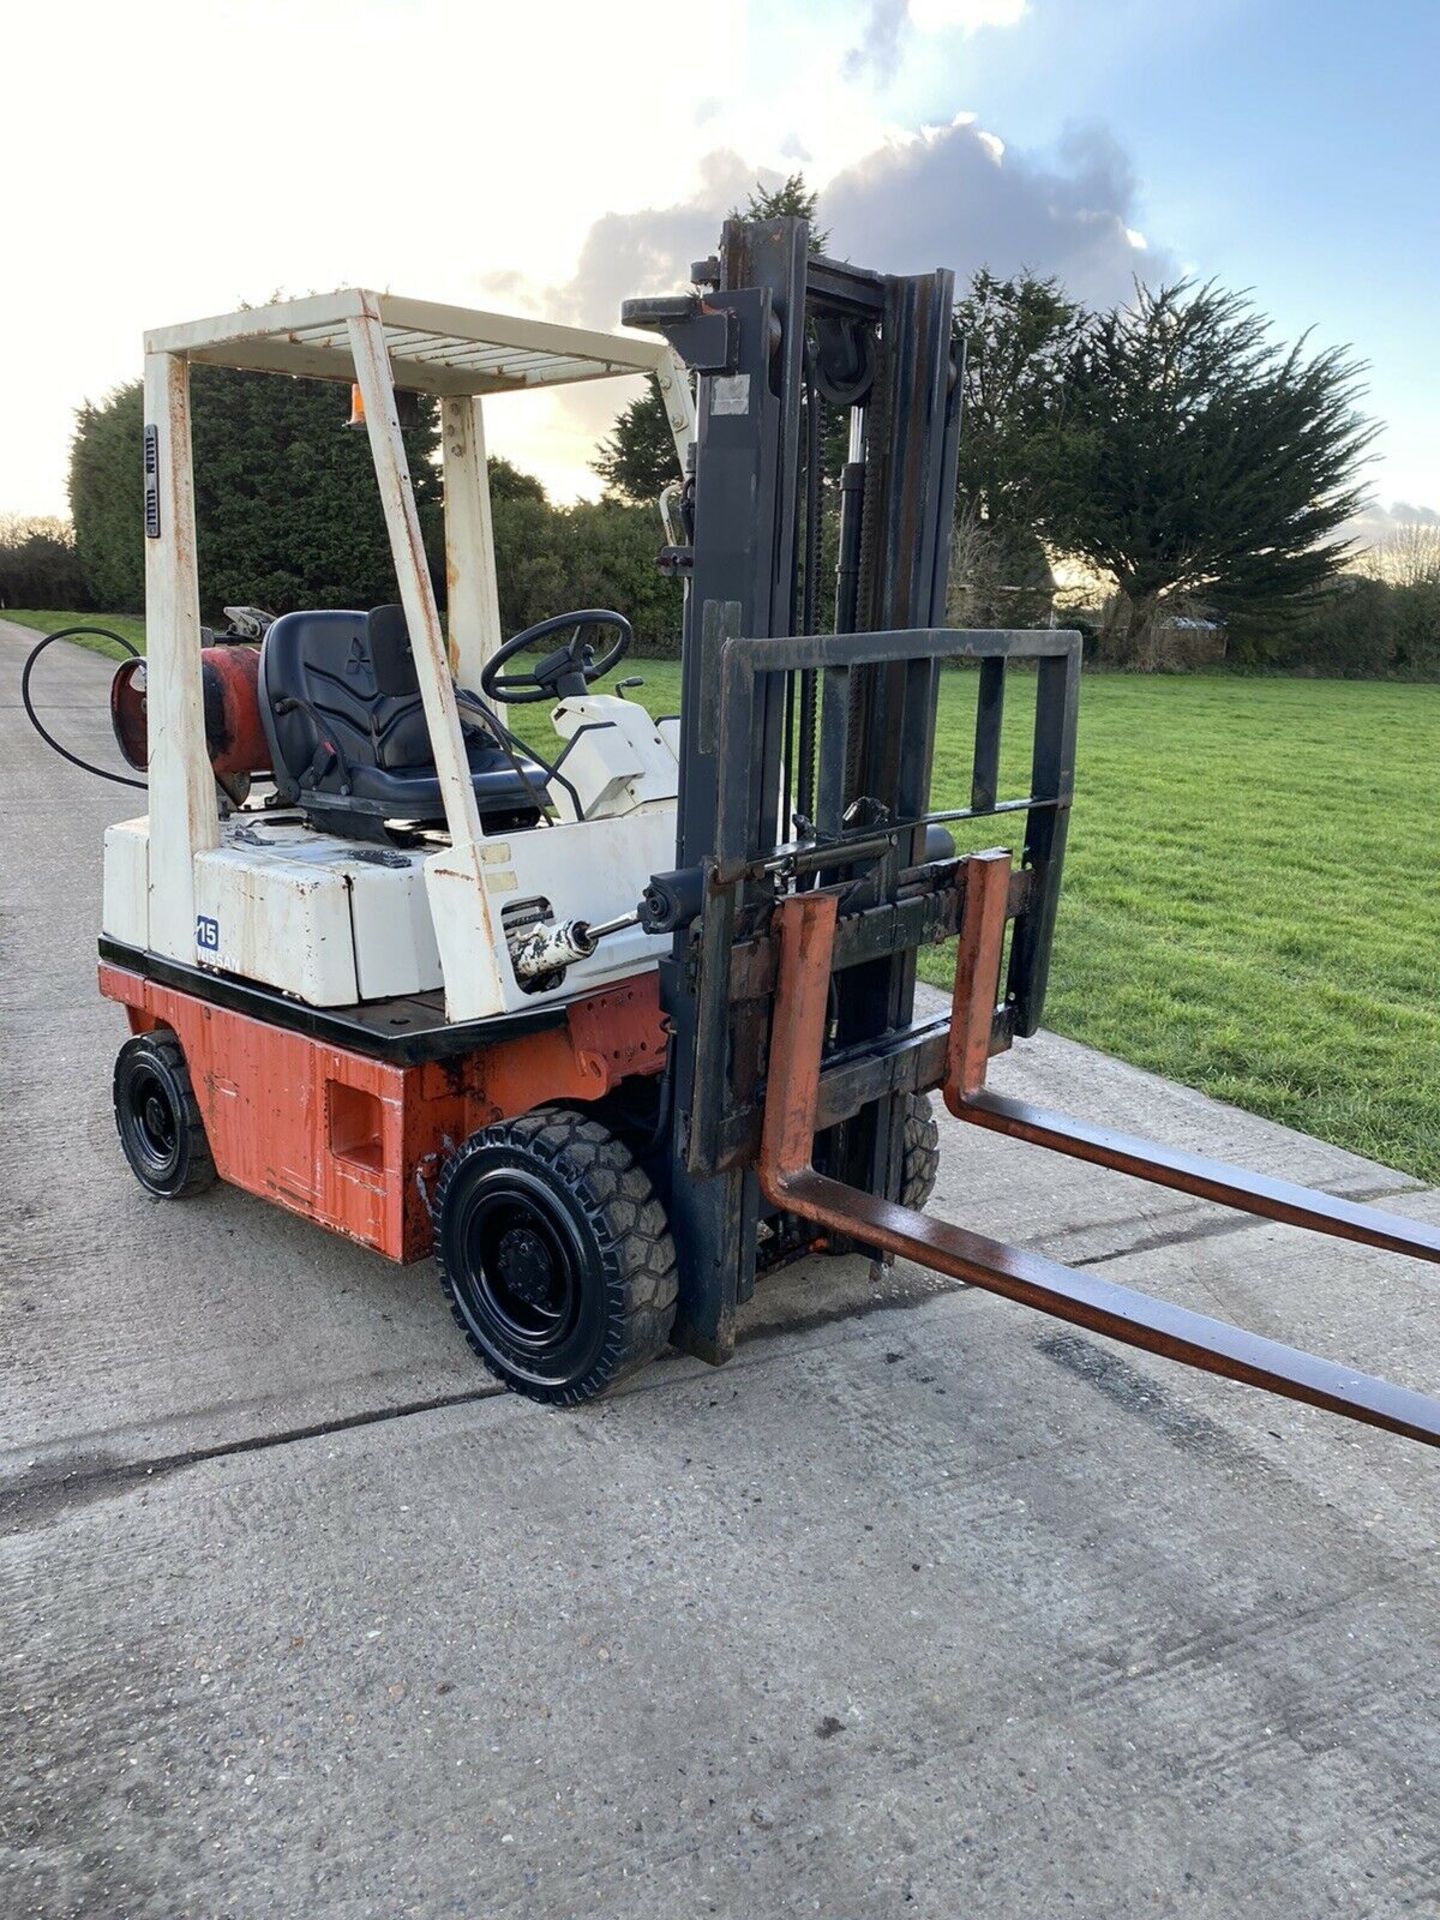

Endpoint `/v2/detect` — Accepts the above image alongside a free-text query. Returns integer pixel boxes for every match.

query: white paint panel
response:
[101,818,151,948]
[187,820,448,1006]
[350,862,442,1000]
[194,847,359,1005]
[436,810,677,1018]
[550,692,679,819]
[112,790,677,1020]
[375,295,667,378]
[423,844,511,1022]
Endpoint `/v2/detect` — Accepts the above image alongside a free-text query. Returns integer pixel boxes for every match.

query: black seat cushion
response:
[258,608,544,824]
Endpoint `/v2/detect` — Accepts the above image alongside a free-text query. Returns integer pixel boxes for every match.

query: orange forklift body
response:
[98,963,666,1263]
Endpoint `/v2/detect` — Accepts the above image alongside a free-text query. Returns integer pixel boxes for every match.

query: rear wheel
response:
[113,1032,217,1199]
[433,1105,677,1405]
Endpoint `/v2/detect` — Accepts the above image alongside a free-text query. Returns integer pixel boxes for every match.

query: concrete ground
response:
[2,615,1438,1920]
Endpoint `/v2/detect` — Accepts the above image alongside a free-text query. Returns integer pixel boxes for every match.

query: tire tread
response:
[900,1092,941,1211]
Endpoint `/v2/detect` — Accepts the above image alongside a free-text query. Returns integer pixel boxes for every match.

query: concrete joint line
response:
[1,1384,504,1534]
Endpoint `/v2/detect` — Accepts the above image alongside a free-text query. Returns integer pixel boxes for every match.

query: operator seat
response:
[259,606,546,839]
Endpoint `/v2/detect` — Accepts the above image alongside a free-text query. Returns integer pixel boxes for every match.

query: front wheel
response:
[899,1092,941,1211]
[432,1105,678,1405]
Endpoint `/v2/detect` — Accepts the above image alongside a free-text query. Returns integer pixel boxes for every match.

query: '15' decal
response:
[196,915,220,952]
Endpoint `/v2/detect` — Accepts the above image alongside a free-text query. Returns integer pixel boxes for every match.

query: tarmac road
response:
[3,614,1438,1920]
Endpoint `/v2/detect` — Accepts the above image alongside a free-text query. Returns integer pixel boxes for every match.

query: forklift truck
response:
[97,229,1440,1445]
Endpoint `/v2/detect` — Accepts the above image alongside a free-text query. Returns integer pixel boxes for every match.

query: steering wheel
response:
[480,609,632,706]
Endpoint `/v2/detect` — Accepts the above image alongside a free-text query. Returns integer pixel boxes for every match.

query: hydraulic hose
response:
[19,626,146,790]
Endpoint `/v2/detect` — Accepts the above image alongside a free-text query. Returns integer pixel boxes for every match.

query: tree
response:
[733,172,830,253]
[70,384,147,608]
[0,514,91,610]
[1039,280,1377,665]
[70,369,441,615]
[1359,520,1440,588]
[486,455,547,505]
[593,174,827,505]
[559,500,684,654]
[591,389,680,506]
[950,270,1090,625]
[490,491,568,637]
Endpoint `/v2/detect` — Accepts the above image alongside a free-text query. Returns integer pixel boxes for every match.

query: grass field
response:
[4,609,147,659]
[13,613,1436,1180]
[949,672,1439,1184]
[520,659,1439,1181]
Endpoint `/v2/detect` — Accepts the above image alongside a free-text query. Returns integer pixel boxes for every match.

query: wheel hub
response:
[496,1226,556,1311]
[134,1073,177,1165]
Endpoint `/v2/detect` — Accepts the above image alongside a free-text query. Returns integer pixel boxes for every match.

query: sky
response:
[3,0,1437,545]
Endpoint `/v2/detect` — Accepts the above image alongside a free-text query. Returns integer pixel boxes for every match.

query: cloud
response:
[470,266,545,314]
[1384,499,1440,527]
[844,0,1028,84]
[844,0,909,83]
[821,118,1170,307]
[911,0,1027,26]
[523,155,759,500]
[1342,498,1440,551]
[558,151,757,333]
[558,119,1165,337]
[529,117,1167,501]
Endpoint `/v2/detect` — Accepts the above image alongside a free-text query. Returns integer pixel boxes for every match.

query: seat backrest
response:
[259,607,434,796]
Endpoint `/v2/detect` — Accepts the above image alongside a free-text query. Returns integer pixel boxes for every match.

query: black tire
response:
[113,1032,217,1199]
[432,1104,678,1405]
[899,1092,940,1211]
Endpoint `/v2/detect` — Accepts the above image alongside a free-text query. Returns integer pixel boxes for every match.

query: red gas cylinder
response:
[111,645,272,777]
